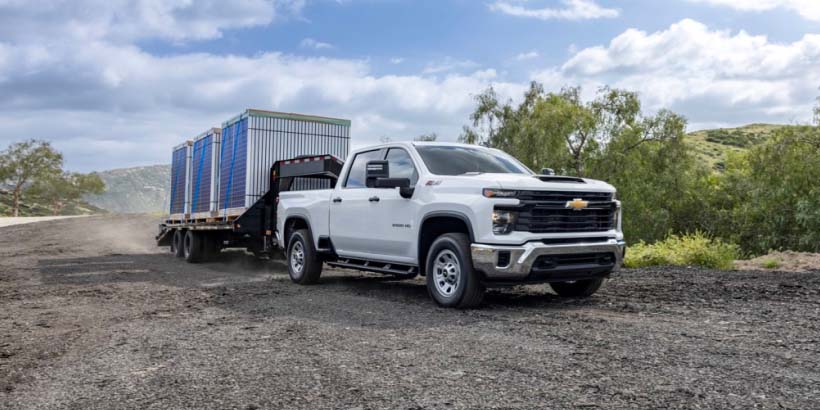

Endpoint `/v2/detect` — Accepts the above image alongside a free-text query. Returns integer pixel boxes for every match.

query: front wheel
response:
[549,278,604,298]
[425,233,485,308]
[287,229,322,285]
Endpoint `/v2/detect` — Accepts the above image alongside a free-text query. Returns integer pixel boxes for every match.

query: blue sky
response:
[1,0,819,171]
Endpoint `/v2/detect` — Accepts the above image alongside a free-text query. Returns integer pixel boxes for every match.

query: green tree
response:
[0,140,63,217]
[26,172,105,215]
[707,126,820,254]
[461,82,700,243]
[813,95,819,126]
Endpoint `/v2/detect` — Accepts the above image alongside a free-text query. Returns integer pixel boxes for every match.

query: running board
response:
[327,258,418,278]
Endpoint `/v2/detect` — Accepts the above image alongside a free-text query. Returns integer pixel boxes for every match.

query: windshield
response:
[415,145,531,175]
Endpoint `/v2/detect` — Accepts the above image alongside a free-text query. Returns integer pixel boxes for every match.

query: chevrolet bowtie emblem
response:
[565,198,589,211]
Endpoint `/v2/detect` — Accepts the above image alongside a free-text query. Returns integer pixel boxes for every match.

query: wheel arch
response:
[283,215,313,249]
[417,211,475,276]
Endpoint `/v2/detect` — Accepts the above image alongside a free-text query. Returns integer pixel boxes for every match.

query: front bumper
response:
[471,239,626,281]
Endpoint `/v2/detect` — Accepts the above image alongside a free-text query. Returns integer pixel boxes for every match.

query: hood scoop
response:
[534,175,586,184]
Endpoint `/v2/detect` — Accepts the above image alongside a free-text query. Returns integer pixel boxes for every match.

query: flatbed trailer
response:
[157,155,344,262]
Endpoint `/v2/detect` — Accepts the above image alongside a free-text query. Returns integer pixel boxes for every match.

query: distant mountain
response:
[85,165,170,214]
[686,124,787,170]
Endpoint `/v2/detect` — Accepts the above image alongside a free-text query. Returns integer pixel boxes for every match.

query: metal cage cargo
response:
[169,141,192,219]
[190,128,221,219]
[218,109,351,217]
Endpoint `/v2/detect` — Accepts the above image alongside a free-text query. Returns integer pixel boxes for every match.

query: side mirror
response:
[375,178,414,198]
[366,160,414,198]
[374,178,410,189]
[365,160,389,188]
[541,167,555,176]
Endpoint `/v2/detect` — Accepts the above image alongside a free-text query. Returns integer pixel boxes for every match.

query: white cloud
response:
[390,57,405,64]
[544,19,820,128]
[422,57,480,74]
[0,0,304,44]
[300,37,334,49]
[515,51,540,61]
[0,4,523,171]
[687,0,820,21]
[2,3,818,172]
[489,0,619,21]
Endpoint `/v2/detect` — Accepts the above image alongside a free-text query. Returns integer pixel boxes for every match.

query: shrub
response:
[624,232,738,270]
[761,259,780,269]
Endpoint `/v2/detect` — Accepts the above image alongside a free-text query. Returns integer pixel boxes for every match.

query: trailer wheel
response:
[172,230,185,258]
[204,234,221,261]
[287,229,322,285]
[183,230,205,263]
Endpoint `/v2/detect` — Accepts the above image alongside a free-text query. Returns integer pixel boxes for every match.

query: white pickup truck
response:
[277,142,625,308]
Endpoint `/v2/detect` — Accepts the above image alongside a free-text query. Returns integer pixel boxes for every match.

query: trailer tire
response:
[204,234,221,261]
[287,229,322,285]
[425,233,485,309]
[172,230,185,258]
[549,278,604,298]
[183,230,205,263]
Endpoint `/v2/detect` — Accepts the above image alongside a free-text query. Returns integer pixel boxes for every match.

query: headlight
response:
[492,209,517,235]
[483,188,517,198]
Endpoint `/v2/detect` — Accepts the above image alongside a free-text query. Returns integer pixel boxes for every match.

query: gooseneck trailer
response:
[157,155,344,262]
[156,109,351,261]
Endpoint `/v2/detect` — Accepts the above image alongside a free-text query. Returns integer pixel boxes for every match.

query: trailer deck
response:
[157,155,344,261]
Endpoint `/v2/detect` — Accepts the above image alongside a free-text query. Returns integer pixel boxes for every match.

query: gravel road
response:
[1,215,818,409]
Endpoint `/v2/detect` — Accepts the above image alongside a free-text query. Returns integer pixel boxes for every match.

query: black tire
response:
[425,233,485,308]
[183,230,205,263]
[204,234,221,260]
[198,233,219,262]
[549,278,605,298]
[172,230,185,258]
[287,229,322,285]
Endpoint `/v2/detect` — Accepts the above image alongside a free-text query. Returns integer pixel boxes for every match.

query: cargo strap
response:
[222,121,241,218]
[191,137,207,213]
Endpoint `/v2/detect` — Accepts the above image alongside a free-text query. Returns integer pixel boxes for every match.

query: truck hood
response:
[465,173,616,193]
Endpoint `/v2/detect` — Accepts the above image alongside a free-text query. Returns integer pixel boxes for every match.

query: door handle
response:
[332,197,342,203]
[369,196,380,202]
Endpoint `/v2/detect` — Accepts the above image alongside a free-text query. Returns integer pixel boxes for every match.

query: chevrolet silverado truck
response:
[277,142,625,308]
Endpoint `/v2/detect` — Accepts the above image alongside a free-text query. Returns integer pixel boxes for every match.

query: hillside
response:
[85,165,170,214]
[0,188,106,216]
[686,123,786,170]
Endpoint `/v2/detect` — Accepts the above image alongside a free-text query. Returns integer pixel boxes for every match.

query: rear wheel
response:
[549,278,604,298]
[287,229,322,284]
[204,234,221,260]
[183,230,205,263]
[425,233,484,308]
[172,230,185,258]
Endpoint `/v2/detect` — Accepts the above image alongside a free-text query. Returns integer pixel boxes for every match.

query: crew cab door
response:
[328,149,384,258]
[365,147,420,262]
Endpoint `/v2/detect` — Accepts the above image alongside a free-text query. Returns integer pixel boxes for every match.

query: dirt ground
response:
[1,215,818,409]
[735,251,820,273]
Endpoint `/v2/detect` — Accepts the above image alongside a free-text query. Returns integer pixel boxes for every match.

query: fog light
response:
[492,210,517,235]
